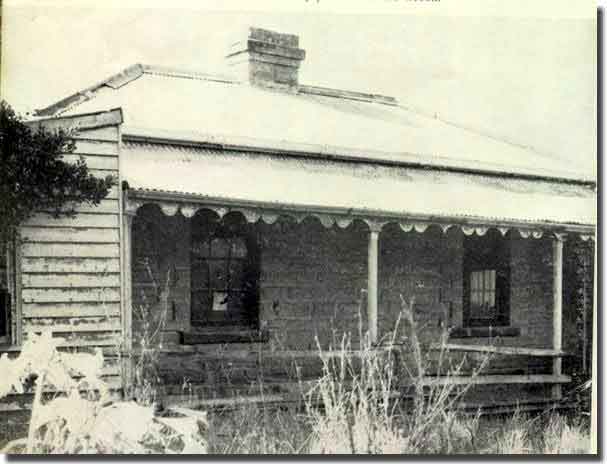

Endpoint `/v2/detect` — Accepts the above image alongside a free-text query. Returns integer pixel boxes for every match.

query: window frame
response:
[0,237,19,347]
[190,215,260,329]
[462,233,511,328]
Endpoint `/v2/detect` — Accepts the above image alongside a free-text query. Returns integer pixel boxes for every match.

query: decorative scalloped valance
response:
[124,196,595,242]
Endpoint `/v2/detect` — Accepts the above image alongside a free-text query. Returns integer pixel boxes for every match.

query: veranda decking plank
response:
[415,374,571,386]
[434,343,566,357]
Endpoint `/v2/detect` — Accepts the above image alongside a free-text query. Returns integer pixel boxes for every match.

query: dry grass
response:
[202,404,590,455]
[296,297,488,454]
[124,263,173,406]
[0,296,592,454]
[483,410,590,455]
[207,404,311,454]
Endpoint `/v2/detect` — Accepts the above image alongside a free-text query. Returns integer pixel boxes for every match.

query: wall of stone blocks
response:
[131,205,192,338]
[562,238,595,375]
[377,224,464,345]
[131,212,370,350]
[508,237,554,349]
[131,209,557,358]
[257,218,369,350]
[378,228,555,350]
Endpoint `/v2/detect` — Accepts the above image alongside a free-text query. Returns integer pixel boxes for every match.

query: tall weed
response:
[305,296,489,454]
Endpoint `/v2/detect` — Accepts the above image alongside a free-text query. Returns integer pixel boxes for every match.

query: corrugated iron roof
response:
[41,65,594,182]
[122,143,596,228]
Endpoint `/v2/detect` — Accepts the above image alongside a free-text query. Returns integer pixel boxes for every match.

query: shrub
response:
[0,101,115,243]
[0,331,207,454]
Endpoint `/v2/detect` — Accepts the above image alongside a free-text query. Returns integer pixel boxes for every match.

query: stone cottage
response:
[1,27,596,411]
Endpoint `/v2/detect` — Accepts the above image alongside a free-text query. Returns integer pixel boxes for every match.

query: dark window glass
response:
[0,242,11,341]
[463,233,510,327]
[190,213,260,327]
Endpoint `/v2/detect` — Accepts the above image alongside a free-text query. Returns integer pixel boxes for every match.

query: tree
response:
[0,101,115,242]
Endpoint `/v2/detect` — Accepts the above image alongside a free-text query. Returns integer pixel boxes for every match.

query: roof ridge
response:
[35,64,145,116]
[34,63,240,117]
[297,84,398,106]
[140,65,239,84]
[35,62,402,116]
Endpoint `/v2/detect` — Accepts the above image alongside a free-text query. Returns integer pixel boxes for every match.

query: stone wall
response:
[562,238,595,376]
[131,211,558,349]
[378,224,464,344]
[508,237,554,349]
[258,218,368,350]
[131,205,192,339]
[377,227,555,350]
[131,210,560,386]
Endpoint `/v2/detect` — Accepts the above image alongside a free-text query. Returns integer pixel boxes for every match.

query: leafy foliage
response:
[0,331,207,454]
[0,101,115,242]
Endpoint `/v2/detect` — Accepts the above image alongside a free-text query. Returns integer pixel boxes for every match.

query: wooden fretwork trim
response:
[125,190,595,239]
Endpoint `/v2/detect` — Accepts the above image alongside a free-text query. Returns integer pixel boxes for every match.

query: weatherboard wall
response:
[16,111,124,391]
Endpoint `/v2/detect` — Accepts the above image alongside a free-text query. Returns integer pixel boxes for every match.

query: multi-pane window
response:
[469,269,496,319]
[0,241,13,345]
[190,212,259,327]
[463,233,510,327]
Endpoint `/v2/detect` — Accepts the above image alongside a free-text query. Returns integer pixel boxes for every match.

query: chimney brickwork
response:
[226,27,306,91]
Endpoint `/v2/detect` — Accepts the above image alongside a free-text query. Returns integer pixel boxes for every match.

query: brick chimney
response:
[226,27,306,91]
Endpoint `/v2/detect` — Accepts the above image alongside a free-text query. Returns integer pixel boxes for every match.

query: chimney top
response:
[226,27,306,92]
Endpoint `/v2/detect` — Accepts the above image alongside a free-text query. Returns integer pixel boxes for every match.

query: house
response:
[1,27,596,411]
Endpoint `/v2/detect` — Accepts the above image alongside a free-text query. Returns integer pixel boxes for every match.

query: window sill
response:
[180,328,269,345]
[0,344,21,353]
[449,327,521,338]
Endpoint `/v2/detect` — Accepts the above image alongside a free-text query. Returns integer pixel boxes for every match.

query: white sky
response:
[0,0,597,175]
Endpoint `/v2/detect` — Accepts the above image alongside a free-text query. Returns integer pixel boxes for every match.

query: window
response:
[0,240,15,345]
[470,269,496,316]
[190,212,260,328]
[463,233,510,327]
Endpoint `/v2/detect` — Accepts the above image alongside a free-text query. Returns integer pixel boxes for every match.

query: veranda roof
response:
[122,142,596,232]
